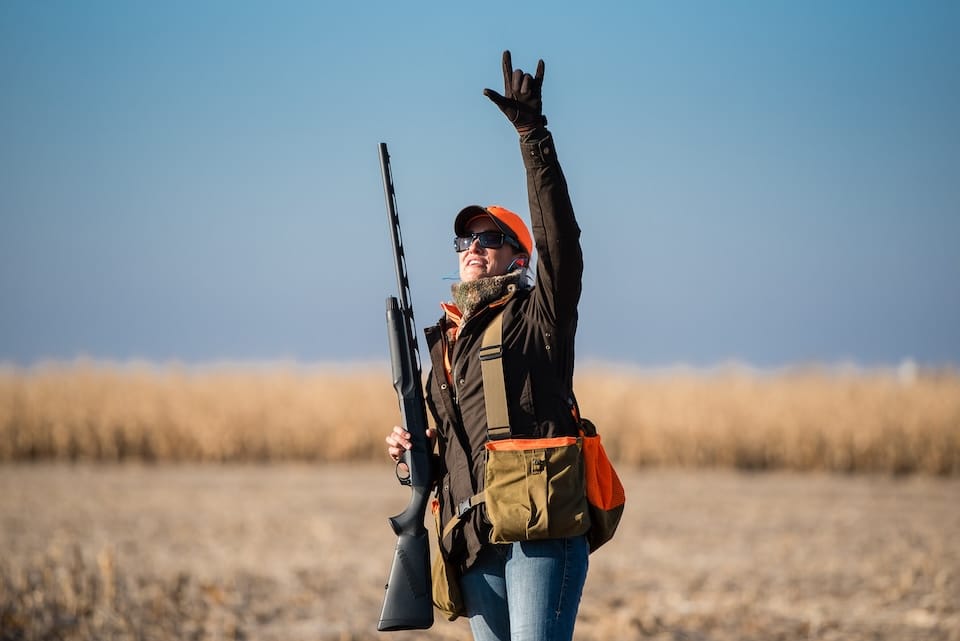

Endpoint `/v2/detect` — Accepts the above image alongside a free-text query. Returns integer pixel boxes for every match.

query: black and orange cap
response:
[454,205,533,256]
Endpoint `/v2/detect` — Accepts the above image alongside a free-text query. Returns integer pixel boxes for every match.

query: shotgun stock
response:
[376,143,434,632]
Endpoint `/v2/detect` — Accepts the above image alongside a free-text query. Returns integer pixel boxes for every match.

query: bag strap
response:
[440,492,486,539]
[482,310,586,436]
[479,310,511,440]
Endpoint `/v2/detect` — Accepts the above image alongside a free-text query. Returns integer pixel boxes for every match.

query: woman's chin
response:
[460,268,486,282]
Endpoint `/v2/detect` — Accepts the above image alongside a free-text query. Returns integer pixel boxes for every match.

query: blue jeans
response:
[460,536,589,641]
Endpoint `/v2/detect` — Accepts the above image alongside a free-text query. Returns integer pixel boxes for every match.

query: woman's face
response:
[458,219,522,282]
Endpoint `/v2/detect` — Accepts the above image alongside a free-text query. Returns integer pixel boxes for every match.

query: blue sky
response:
[1,1,958,368]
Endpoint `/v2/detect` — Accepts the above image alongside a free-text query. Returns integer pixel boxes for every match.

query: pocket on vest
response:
[483,436,590,542]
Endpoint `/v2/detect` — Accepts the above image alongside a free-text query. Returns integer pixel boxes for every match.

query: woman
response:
[386,50,587,641]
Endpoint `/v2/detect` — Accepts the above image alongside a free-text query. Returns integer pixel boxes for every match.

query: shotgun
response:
[376,142,434,631]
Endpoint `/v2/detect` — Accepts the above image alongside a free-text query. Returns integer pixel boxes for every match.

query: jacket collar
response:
[446,270,524,327]
[441,283,520,346]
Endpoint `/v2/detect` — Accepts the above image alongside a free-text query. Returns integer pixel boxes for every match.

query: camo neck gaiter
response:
[450,270,523,327]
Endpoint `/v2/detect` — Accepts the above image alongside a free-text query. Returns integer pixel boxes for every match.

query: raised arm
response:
[484,51,583,325]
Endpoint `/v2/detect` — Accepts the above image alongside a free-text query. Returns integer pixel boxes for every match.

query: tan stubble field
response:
[1,463,957,641]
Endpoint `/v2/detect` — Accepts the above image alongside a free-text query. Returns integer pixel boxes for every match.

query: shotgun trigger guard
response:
[395,459,412,486]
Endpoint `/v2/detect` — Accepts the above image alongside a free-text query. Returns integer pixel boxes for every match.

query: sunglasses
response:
[454,231,521,253]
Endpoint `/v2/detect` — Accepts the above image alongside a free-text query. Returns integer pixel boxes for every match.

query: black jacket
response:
[424,128,584,572]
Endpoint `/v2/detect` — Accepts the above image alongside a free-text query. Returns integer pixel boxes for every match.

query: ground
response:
[1,464,957,640]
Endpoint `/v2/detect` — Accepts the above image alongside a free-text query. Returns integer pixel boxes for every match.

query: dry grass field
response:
[2,361,958,473]
[2,361,959,640]
[1,464,958,641]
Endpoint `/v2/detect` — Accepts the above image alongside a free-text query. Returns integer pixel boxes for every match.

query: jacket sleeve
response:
[520,128,583,327]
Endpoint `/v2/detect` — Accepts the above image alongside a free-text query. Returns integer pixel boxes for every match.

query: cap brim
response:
[454,205,497,236]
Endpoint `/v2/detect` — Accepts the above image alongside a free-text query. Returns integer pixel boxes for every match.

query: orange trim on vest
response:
[442,343,453,385]
[441,301,462,325]
[439,303,462,384]
[484,436,579,451]
[582,434,627,509]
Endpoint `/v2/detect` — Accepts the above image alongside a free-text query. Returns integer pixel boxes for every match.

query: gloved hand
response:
[483,50,547,135]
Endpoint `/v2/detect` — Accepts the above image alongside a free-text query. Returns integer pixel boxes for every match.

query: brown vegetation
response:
[1,360,958,473]
[1,464,958,641]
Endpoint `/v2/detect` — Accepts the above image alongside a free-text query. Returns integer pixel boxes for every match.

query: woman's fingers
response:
[386,425,412,460]
[386,426,437,461]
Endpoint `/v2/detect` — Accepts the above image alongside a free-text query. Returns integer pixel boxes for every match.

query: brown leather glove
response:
[483,50,547,135]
